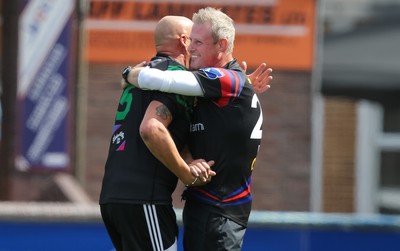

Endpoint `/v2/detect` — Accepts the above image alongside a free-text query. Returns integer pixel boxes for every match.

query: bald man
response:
[99,16,214,251]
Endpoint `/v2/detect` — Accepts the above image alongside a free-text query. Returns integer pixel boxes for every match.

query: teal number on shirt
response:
[116,86,134,121]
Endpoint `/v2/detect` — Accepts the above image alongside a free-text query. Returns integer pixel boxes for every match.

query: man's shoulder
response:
[149,55,186,71]
[196,59,245,78]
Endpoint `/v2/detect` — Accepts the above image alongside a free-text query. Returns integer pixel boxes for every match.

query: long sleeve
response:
[138,67,204,96]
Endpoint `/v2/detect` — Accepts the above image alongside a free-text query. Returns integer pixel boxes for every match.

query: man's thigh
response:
[183,202,246,251]
[101,203,178,251]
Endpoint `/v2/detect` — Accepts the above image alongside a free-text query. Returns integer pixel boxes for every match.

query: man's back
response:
[100,55,192,205]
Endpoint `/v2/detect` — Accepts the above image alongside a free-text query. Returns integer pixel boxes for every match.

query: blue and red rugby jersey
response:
[184,59,263,227]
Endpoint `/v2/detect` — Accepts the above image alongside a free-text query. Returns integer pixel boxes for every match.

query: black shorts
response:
[182,201,246,251]
[100,203,178,251]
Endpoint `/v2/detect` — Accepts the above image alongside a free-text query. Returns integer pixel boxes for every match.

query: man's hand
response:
[241,61,273,94]
[187,159,216,186]
[120,61,147,89]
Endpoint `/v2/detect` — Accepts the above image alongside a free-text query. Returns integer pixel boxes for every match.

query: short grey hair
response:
[192,7,235,53]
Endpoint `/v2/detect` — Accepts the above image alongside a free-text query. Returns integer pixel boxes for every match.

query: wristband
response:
[122,66,132,84]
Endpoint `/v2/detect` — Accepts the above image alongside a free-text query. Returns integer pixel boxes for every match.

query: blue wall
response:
[1,215,400,251]
[242,227,400,251]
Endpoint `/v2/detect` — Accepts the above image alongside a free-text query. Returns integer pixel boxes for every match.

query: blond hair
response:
[192,7,235,53]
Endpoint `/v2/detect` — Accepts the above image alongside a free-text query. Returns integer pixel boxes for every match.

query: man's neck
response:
[215,54,234,68]
[156,50,186,67]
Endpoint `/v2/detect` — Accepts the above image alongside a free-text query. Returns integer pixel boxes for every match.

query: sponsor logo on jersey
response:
[112,131,125,145]
[190,122,205,132]
[200,68,225,79]
[112,124,126,151]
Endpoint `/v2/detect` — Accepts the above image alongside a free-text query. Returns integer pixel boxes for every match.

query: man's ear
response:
[180,34,189,46]
[218,38,228,52]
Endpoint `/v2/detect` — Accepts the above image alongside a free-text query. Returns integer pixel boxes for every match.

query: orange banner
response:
[86,0,316,70]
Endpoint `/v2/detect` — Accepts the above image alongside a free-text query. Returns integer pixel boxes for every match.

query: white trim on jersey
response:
[143,204,164,251]
[138,67,204,96]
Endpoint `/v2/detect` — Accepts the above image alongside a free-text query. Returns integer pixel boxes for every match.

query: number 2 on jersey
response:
[250,94,263,139]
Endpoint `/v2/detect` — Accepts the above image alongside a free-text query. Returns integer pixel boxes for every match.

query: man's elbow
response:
[139,119,161,142]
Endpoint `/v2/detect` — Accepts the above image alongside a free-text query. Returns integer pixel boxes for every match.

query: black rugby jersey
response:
[99,54,193,205]
[183,59,263,227]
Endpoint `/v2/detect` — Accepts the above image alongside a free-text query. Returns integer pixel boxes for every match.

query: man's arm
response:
[122,62,273,95]
[123,65,204,96]
[140,100,215,185]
